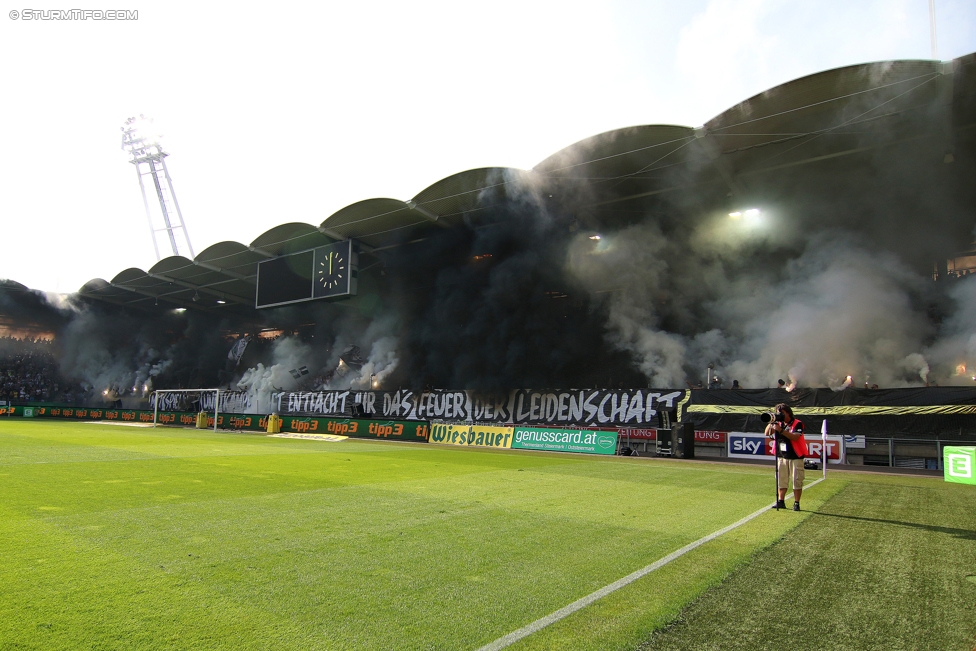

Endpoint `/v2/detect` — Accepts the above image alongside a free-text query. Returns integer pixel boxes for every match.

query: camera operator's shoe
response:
[793,502,800,511]
[772,500,786,510]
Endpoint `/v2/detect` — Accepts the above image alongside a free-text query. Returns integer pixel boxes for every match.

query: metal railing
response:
[851,437,976,470]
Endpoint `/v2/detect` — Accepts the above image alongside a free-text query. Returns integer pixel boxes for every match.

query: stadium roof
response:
[79,53,976,313]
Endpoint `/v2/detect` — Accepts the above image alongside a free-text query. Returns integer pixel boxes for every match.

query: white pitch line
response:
[476,476,825,651]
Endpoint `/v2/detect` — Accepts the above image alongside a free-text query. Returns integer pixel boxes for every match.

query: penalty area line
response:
[476,476,826,651]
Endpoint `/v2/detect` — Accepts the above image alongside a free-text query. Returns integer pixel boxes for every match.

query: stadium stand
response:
[0,337,85,404]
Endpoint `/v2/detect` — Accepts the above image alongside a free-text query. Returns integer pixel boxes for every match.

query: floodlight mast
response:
[121,115,194,261]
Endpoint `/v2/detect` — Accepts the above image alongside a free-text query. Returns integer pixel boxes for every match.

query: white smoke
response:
[236,337,311,412]
[324,315,400,390]
[899,353,930,385]
[831,375,854,391]
[567,221,688,386]
[57,307,169,396]
[349,336,399,390]
[716,235,933,389]
[924,274,976,385]
[568,217,954,388]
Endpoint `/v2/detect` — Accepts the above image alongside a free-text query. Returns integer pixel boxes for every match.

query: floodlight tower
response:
[121,115,194,260]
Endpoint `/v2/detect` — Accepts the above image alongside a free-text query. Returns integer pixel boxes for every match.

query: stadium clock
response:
[317,250,346,291]
[311,239,359,300]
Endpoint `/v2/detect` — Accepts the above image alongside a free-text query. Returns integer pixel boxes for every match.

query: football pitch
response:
[1,420,974,650]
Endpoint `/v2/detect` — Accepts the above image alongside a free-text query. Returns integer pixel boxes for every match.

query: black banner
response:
[275,389,685,427]
[149,390,252,413]
[683,388,976,439]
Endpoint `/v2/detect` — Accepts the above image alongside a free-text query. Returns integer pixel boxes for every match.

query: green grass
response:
[638,473,976,651]
[1,420,970,650]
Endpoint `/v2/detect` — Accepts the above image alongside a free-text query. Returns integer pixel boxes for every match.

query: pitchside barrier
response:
[1,405,430,442]
[428,422,619,455]
[9,405,972,468]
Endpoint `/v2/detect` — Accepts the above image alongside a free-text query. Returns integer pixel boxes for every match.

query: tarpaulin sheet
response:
[682,388,976,439]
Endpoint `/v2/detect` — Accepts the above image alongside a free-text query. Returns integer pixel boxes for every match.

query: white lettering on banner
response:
[694,430,727,443]
[568,393,584,421]
[150,391,251,414]
[625,392,644,422]
[620,428,657,440]
[597,394,612,423]
[583,392,599,422]
[269,389,686,425]
[806,437,843,462]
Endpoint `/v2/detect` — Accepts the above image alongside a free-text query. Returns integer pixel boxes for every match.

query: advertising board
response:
[695,430,726,443]
[944,446,976,485]
[14,406,430,442]
[727,433,843,463]
[512,427,617,455]
[619,428,657,440]
[428,423,514,449]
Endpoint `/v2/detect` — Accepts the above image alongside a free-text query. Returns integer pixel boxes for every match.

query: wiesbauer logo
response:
[10,9,138,20]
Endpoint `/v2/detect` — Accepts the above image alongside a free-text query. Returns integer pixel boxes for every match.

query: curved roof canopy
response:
[78,53,976,312]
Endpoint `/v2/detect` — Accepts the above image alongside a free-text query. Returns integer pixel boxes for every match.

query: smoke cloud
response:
[2,67,974,399]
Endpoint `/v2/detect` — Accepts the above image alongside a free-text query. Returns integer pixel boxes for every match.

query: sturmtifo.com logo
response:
[9,9,138,20]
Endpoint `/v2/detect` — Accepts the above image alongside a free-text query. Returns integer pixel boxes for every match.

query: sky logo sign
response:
[728,434,773,460]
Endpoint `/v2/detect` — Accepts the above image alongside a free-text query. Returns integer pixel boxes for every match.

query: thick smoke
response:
[387,170,637,391]
[2,60,975,396]
[3,189,974,398]
[566,207,971,389]
[925,275,976,385]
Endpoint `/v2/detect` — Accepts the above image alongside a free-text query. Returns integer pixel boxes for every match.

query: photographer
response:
[765,403,808,511]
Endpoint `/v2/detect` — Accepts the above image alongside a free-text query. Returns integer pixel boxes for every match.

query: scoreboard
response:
[255,239,359,309]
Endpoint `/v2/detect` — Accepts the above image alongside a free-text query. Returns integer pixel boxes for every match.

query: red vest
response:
[787,419,807,457]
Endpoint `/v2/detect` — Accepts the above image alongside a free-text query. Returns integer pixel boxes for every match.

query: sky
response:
[1,0,974,294]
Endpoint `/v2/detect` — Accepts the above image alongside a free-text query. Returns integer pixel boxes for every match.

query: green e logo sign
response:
[944,446,976,485]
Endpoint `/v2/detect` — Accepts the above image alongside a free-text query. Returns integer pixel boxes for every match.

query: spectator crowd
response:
[0,337,85,404]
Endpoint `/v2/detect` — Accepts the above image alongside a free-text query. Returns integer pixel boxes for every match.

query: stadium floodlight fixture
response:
[121,114,165,163]
[730,208,761,219]
[589,235,602,240]
[120,114,194,261]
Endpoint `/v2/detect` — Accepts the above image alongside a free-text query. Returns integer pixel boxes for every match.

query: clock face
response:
[317,251,346,290]
[311,240,356,300]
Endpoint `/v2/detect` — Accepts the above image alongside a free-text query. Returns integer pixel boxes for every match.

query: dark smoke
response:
[2,59,975,397]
